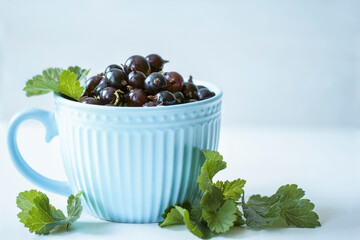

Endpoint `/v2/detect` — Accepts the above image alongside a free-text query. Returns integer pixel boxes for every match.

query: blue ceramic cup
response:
[7,81,222,223]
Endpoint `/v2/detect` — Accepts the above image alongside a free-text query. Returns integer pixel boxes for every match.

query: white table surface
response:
[1,121,359,240]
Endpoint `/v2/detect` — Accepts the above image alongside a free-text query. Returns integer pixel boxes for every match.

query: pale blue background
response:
[0,0,359,127]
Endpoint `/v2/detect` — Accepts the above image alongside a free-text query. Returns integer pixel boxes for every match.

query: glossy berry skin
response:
[99,87,117,104]
[156,91,176,105]
[79,97,101,105]
[105,69,128,90]
[198,88,215,100]
[146,54,168,72]
[127,89,148,107]
[104,64,123,74]
[143,101,157,107]
[128,70,146,89]
[182,82,199,99]
[84,74,103,97]
[144,72,167,95]
[93,79,108,97]
[174,91,185,104]
[124,55,151,75]
[165,71,184,92]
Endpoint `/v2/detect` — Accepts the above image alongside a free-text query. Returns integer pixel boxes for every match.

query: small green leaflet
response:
[175,206,212,239]
[274,184,321,228]
[67,66,91,87]
[160,205,213,239]
[58,70,84,100]
[159,206,186,227]
[16,189,48,224]
[243,184,321,229]
[42,68,64,83]
[197,150,226,193]
[23,66,89,100]
[215,178,246,201]
[159,202,192,227]
[23,68,62,96]
[66,191,84,228]
[202,200,237,233]
[242,194,281,228]
[17,190,83,235]
[200,186,224,212]
[234,208,245,226]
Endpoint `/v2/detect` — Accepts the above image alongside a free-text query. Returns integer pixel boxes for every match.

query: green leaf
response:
[175,206,211,239]
[23,68,63,96]
[23,66,88,98]
[215,178,246,201]
[159,207,185,227]
[66,191,83,228]
[161,201,192,220]
[234,208,245,226]
[242,194,281,229]
[274,184,321,228]
[197,150,226,192]
[242,184,320,229]
[17,190,83,235]
[58,70,84,100]
[202,200,237,233]
[190,204,203,223]
[16,190,47,224]
[42,68,63,83]
[200,186,224,212]
[23,194,66,234]
[67,66,90,87]
[160,205,213,239]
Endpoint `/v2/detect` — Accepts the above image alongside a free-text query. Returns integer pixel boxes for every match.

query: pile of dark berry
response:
[79,54,215,107]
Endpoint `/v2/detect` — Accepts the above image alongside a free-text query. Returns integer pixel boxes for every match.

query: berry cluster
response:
[79,54,215,107]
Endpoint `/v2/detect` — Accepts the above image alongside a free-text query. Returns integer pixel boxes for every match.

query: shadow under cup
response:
[9,81,222,223]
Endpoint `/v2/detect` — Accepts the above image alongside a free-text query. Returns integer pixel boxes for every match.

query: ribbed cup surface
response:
[54,82,222,222]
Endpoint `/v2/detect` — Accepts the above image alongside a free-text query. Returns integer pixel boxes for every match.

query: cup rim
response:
[54,80,222,112]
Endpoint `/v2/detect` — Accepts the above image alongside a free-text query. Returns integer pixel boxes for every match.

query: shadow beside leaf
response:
[50,221,113,235]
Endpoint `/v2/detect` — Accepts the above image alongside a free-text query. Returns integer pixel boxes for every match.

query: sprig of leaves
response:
[23,66,89,100]
[16,190,83,235]
[160,150,320,238]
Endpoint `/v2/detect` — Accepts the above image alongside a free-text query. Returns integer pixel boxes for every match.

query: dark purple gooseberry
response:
[93,79,108,97]
[182,82,199,99]
[123,55,151,76]
[146,54,169,72]
[79,97,101,105]
[197,88,215,100]
[165,71,184,92]
[155,91,176,105]
[197,85,207,90]
[144,72,167,95]
[127,89,148,107]
[143,101,157,107]
[128,70,146,89]
[99,87,118,104]
[174,91,185,104]
[104,64,123,74]
[105,69,128,90]
[84,74,103,97]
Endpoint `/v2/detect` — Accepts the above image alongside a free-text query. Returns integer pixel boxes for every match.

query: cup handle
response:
[7,108,72,196]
